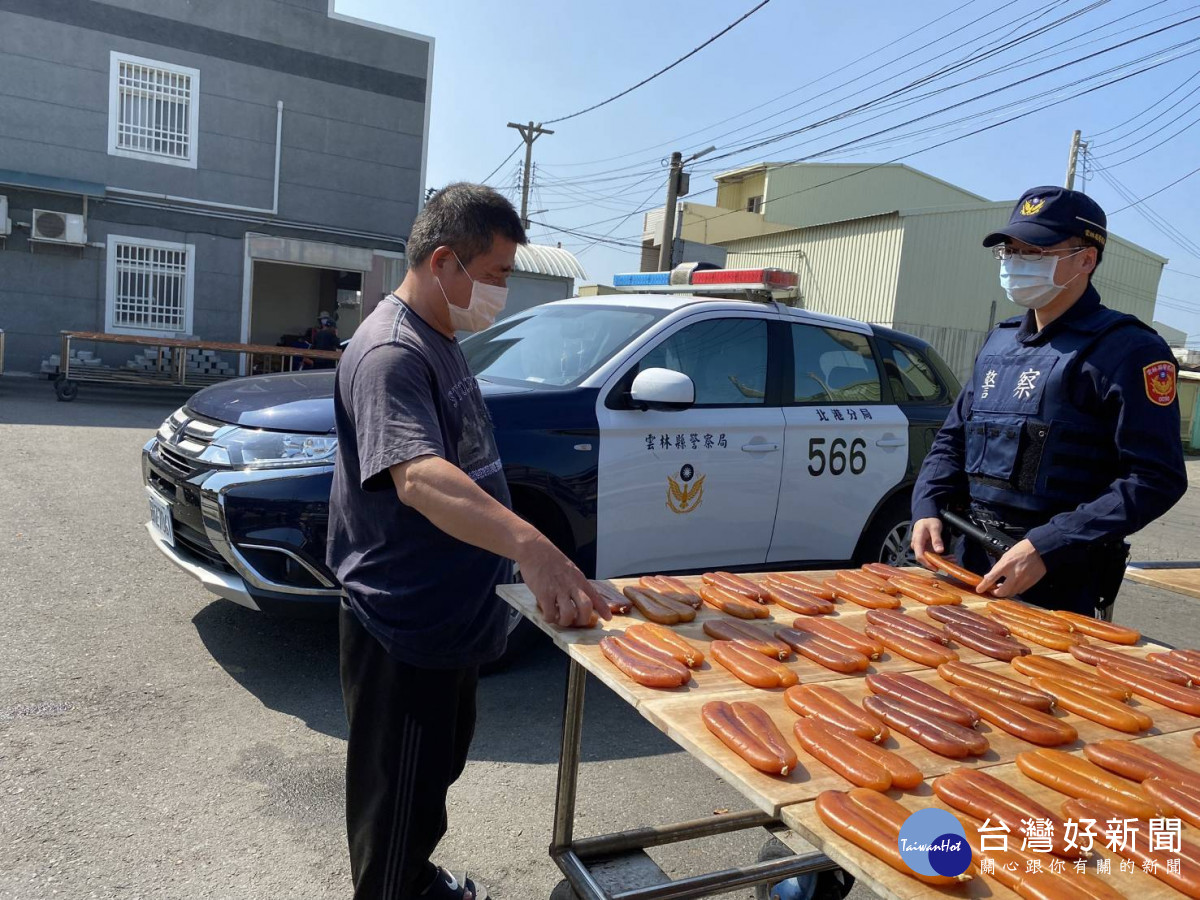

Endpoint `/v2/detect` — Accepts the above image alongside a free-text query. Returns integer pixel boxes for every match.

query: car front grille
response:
[153,409,226,477]
[156,443,197,477]
[173,521,234,573]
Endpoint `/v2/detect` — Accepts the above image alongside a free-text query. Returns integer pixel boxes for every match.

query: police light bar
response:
[612,272,671,287]
[611,265,800,302]
[692,268,798,289]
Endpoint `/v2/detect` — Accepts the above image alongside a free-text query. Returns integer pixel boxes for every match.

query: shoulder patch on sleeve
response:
[1143,360,1177,406]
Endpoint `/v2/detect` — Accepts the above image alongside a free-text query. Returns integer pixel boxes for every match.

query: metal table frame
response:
[549,658,837,900]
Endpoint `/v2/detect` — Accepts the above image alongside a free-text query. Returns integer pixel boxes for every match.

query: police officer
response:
[911,186,1188,616]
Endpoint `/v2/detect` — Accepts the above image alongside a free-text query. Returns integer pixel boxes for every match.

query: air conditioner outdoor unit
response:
[0,196,9,237]
[32,209,87,245]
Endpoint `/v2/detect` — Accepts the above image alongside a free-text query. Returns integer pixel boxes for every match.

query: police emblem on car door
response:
[667,464,705,514]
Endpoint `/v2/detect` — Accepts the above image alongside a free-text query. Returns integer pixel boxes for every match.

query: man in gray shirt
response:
[328,183,606,900]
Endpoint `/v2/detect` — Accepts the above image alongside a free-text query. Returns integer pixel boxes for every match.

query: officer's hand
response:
[518,536,610,628]
[911,517,945,563]
[977,539,1047,598]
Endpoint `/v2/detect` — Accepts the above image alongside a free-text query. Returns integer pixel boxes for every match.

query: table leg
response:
[552,656,588,855]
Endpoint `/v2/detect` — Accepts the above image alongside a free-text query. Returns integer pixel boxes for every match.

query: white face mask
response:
[435,251,508,332]
[999,249,1084,309]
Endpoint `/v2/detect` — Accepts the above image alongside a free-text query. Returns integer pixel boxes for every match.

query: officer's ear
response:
[1081,245,1099,274]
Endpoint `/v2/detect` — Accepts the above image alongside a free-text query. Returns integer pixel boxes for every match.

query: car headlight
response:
[198,428,338,468]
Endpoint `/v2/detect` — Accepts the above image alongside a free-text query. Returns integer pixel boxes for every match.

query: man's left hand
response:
[977,539,1047,597]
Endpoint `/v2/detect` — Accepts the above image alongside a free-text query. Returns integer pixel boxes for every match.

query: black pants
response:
[340,602,479,899]
[959,536,1107,616]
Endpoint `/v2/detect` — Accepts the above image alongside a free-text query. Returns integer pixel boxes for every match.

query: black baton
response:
[940,509,1017,556]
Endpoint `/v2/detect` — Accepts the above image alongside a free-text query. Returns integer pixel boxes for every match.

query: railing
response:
[52,330,340,401]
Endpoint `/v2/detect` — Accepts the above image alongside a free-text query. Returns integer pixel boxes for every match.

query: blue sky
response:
[339,0,1200,343]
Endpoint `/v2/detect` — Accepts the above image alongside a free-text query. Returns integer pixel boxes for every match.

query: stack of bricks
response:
[42,348,103,374]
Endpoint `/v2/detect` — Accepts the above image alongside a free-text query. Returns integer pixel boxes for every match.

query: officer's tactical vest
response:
[965,305,1150,515]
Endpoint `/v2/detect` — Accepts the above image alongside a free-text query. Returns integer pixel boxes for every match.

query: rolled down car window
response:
[462,305,662,387]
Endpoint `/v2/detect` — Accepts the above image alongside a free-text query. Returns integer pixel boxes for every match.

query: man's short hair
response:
[407,183,527,267]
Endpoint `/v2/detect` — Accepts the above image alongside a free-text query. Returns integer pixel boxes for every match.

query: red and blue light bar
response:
[612,267,798,290]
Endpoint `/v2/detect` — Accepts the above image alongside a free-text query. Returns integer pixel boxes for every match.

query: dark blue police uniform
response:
[912,187,1187,615]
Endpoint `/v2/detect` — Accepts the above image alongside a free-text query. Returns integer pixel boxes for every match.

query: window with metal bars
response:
[107,238,195,335]
[109,52,199,167]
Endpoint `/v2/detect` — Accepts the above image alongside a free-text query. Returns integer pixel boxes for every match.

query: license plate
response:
[148,490,175,548]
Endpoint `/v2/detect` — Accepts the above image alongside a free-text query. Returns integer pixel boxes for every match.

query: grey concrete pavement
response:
[1,375,1197,900]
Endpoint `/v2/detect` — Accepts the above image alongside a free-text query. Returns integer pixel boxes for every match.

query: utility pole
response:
[658,152,684,271]
[657,145,716,271]
[507,121,554,229]
[1064,130,1088,190]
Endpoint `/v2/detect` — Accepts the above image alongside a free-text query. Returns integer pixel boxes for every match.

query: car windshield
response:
[462,304,663,387]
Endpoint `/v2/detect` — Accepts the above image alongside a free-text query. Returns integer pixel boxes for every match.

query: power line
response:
[532,0,1098,212]
[539,0,1059,177]
[536,0,1151,202]
[682,40,1200,234]
[481,143,523,185]
[791,37,1200,163]
[699,0,1115,165]
[540,0,772,126]
[540,0,1069,186]
[1086,58,1200,141]
[525,219,645,249]
[554,36,1200,256]
[1109,163,1200,214]
[1093,102,1200,167]
[1092,162,1200,262]
[533,3,1200,269]
[703,4,1198,167]
[575,177,673,256]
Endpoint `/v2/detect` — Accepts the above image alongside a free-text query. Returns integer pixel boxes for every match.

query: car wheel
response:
[879,518,916,567]
[856,495,916,567]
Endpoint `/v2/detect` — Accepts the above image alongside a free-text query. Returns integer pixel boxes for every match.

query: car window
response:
[462,305,662,387]
[637,318,768,406]
[879,340,945,403]
[790,324,881,403]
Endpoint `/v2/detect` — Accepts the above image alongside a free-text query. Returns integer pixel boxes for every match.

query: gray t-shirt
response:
[327,295,510,668]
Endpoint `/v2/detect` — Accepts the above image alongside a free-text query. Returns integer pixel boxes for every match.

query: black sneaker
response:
[420,867,488,900]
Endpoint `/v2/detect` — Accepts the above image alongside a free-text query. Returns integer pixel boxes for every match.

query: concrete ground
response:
[1,375,1198,900]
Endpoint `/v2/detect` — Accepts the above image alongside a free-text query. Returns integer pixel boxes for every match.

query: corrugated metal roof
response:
[514,243,586,280]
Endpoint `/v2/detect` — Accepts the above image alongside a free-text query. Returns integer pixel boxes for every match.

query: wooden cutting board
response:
[1125,566,1200,602]
[496,570,1168,715]
[781,730,1200,900]
[496,568,1200,896]
[641,659,1193,817]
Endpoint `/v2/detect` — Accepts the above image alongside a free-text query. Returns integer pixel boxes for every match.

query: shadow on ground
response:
[0,378,196,429]
[192,599,678,763]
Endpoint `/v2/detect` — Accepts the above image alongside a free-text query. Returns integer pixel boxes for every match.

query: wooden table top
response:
[783,729,1200,900]
[496,568,1200,899]
[1125,564,1200,602]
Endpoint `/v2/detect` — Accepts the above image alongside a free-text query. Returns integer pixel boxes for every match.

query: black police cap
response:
[982,186,1107,249]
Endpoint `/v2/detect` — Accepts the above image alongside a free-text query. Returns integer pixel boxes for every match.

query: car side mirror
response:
[630,368,695,411]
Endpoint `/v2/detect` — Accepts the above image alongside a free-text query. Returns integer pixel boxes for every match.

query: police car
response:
[142,266,959,650]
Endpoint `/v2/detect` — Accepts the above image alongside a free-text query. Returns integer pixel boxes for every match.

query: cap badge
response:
[1020,198,1046,216]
